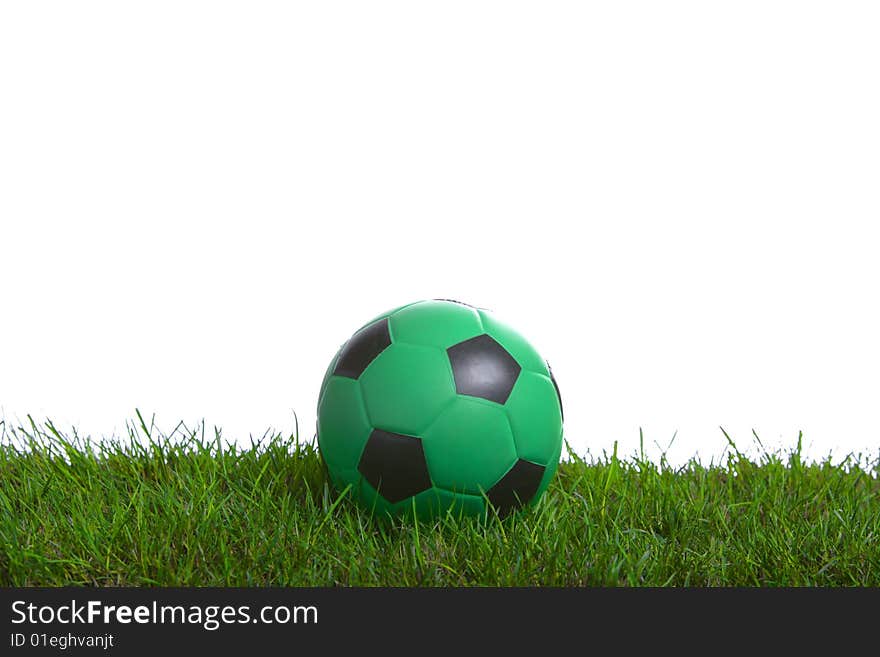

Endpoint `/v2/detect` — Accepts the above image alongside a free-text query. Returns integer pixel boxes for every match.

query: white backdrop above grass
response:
[1,2,879,465]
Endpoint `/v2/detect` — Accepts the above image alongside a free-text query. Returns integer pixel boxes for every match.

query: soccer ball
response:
[317,300,563,519]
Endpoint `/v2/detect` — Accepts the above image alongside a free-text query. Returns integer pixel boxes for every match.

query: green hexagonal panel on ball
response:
[422,397,518,496]
[317,376,373,473]
[359,342,457,436]
[505,370,564,465]
[390,300,484,350]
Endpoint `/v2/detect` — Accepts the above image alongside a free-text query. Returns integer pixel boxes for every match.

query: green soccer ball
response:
[317,300,564,519]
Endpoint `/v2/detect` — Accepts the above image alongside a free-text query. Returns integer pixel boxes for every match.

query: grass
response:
[1,413,878,586]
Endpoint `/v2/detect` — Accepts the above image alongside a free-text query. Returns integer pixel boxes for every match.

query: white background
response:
[1,2,878,465]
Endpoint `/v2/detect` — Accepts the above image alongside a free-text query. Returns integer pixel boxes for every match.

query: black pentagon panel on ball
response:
[357,429,433,504]
[446,334,521,405]
[333,318,392,379]
[546,361,564,422]
[486,459,545,517]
